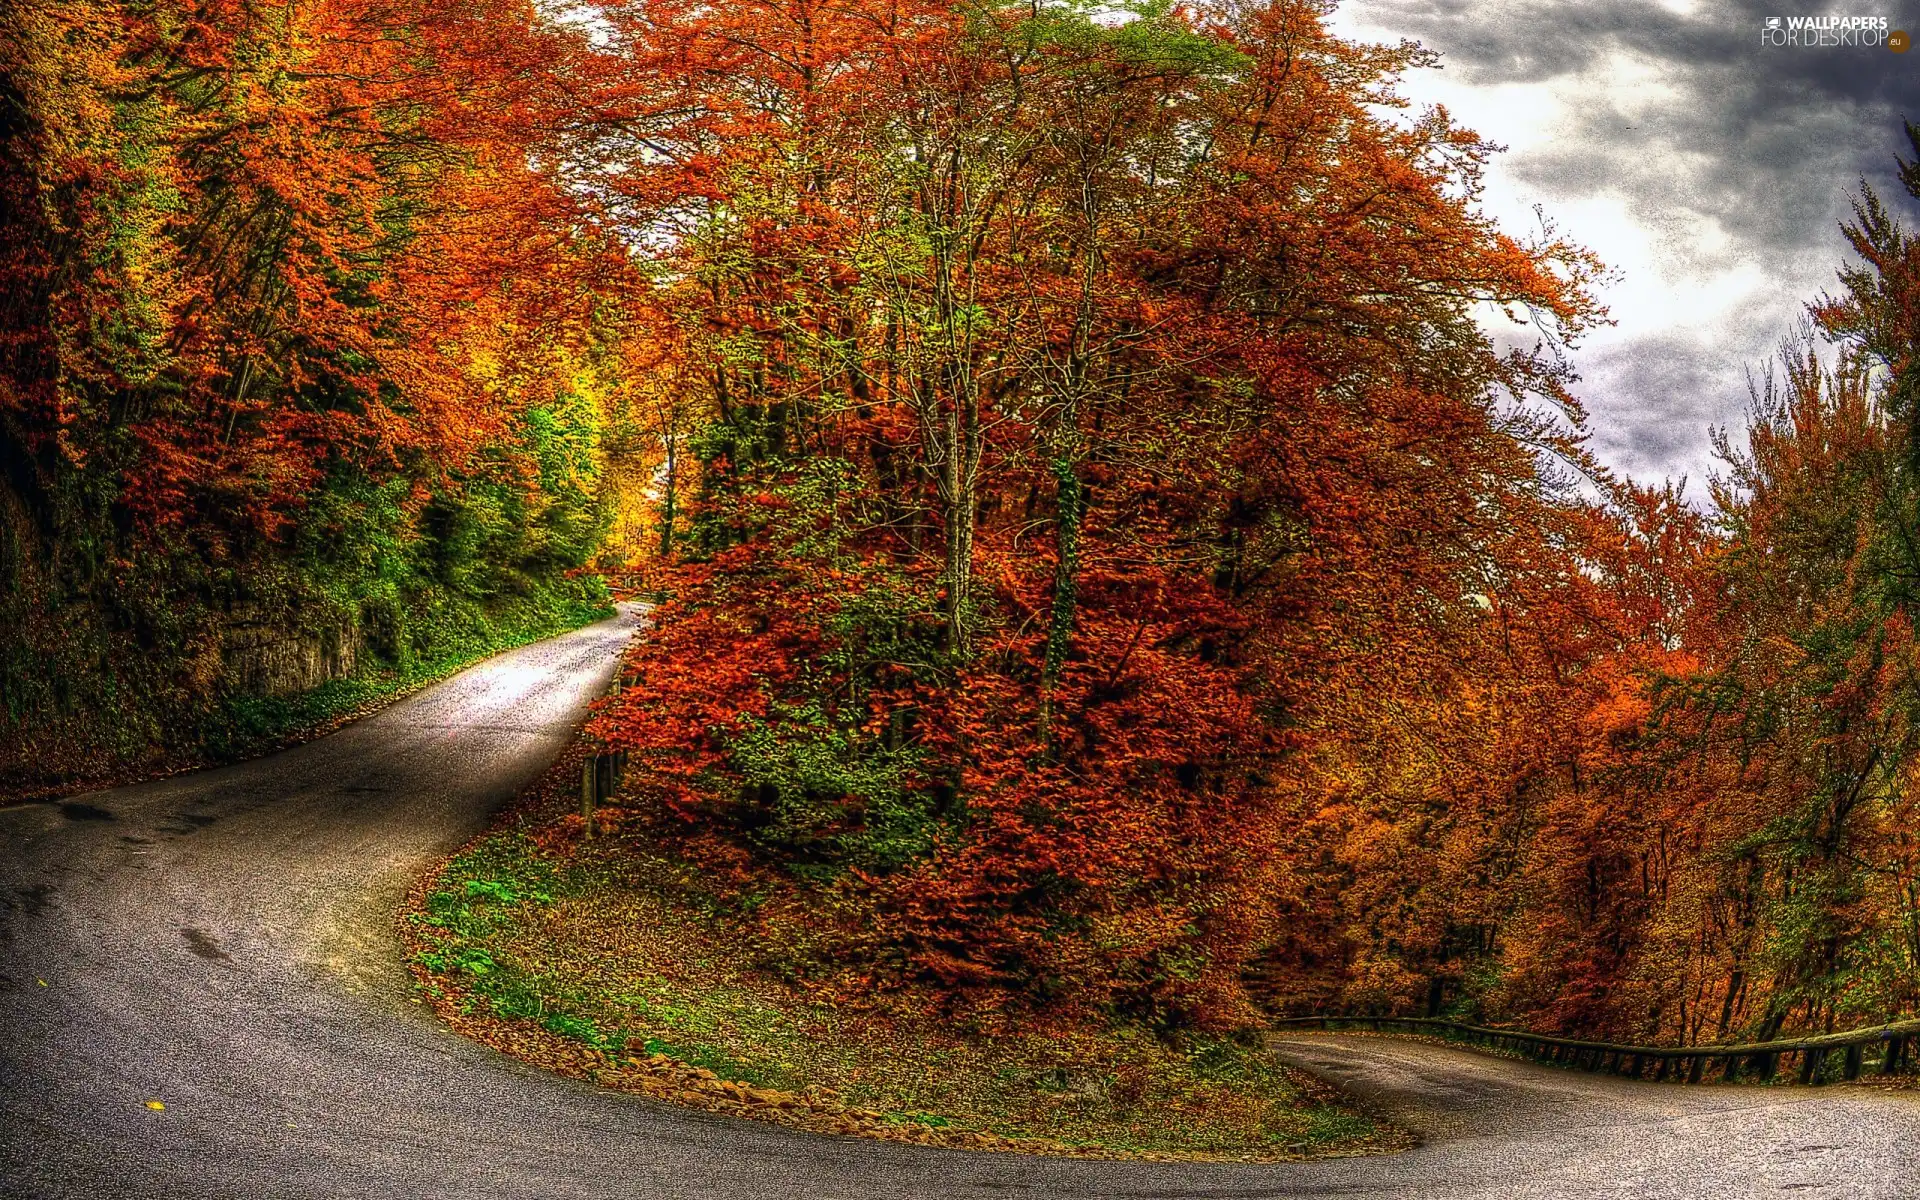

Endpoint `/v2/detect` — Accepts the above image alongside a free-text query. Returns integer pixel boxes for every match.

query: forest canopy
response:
[9,0,1920,1046]
[0,0,631,780]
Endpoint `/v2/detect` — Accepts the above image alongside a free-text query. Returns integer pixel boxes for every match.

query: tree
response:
[0,0,628,785]
[587,0,1605,1028]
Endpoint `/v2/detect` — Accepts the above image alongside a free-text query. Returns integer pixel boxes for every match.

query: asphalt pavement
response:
[4,605,1918,1199]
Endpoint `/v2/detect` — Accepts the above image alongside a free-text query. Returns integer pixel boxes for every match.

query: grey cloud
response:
[1345,0,1920,485]
[1580,336,1742,483]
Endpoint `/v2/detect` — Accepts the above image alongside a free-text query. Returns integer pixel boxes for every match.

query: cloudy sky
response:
[1327,0,1920,493]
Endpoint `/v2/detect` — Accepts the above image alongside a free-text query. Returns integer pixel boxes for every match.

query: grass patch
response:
[404,754,1407,1162]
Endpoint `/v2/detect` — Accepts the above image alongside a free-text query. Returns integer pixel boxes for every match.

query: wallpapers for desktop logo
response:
[1759,14,1904,48]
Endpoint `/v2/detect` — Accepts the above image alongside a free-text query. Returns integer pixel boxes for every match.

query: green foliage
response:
[523,393,613,570]
[454,947,500,976]
[467,878,548,905]
[726,700,934,874]
[770,457,863,561]
[197,583,610,762]
[1,441,613,790]
[1019,0,1248,79]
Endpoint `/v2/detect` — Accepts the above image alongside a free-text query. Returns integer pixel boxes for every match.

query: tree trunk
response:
[1038,453,1083,745]
[939,415,977,655]
[658,434,677,559]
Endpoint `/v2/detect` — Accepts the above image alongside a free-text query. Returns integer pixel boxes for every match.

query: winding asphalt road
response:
[5,606,1920,1199]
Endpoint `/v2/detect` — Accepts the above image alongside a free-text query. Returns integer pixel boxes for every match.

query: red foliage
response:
[1,0,606,548]
[582,0,1608,1027]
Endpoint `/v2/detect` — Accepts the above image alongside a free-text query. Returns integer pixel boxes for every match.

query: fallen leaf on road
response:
[145,1100,165,1111]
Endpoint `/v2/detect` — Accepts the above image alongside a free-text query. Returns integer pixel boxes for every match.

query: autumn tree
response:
[1427,127,1920,1043]
[1,0,628,785]
[587,0,1606,1028]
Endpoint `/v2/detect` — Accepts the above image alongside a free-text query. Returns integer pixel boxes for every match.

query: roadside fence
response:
[1269,1014,1920,1086]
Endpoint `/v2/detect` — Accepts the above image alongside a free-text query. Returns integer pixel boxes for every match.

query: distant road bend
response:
[4,605,1920,1199]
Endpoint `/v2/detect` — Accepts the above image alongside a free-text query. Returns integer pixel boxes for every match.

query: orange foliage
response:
[583,0,1611,1027]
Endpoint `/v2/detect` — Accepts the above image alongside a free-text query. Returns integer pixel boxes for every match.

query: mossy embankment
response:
[201,587,614,761]
[403,747,1408,1162]
[2,580,612,803]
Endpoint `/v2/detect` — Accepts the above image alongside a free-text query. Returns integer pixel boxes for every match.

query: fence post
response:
[1844,1043,1863,1081]
[1883,1035,1907,1076]
[1799,1047,1825,1086]
[580,754,596,838]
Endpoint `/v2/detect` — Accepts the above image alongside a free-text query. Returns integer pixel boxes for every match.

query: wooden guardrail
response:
[579,749,627,838]
[579,659,634,838]
[1269,1014,1920,1087]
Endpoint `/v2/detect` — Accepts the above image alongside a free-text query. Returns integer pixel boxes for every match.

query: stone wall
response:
[219,610,361,698]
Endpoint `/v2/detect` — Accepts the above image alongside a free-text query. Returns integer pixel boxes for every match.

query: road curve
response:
[4,606,1920,1199]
